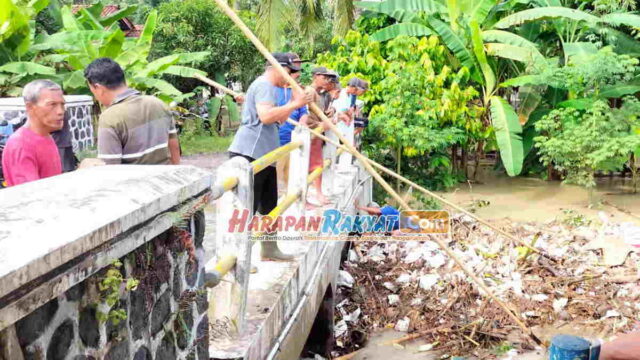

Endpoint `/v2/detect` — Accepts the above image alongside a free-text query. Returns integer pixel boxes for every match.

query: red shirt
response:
[2,127,62,187]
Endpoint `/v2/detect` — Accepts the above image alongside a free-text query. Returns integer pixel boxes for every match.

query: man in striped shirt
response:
[84,58,180,165]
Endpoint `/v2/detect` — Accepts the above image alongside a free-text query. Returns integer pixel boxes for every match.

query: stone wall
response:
[0,95,94,152]
[12,213,208,360]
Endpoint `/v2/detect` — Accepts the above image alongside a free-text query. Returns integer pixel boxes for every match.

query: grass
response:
[180,134,233,156]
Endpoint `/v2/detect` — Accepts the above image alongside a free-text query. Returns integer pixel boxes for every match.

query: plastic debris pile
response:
[332,213,640,358]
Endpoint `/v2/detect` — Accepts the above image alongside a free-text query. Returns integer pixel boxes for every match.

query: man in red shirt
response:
[1,80,64,186]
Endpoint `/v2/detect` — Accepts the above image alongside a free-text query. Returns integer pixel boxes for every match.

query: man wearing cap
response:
[332,77,369,125]
[303,66,340,205]
[276,53,309,189]
[228,52,313,261]
[310,67,340,115]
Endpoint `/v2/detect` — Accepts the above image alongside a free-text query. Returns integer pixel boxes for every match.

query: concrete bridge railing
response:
[0,165,213,360]
[0,120,372,360]
[206,123,373,359]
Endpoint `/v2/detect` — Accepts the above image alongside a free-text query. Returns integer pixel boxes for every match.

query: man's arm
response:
[5,148,40,186]
[256,87,314,125]
[168,137,180,165]
[256,101,301,125]
[600,332,640,360]
[168,118,180,165]
[356,205,382,216]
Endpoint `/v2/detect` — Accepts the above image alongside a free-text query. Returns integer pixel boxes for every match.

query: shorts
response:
[309,137,324,172]
[229,152,278,215]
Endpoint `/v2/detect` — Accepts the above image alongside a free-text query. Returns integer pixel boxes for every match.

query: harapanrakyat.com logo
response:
[227,209,450,240]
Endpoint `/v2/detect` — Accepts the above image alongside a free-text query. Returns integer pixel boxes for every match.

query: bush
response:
[535,98,640,189]
[151,0,263,92]
[317,32,482,190]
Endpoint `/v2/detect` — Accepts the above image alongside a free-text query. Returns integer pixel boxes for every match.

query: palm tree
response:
[251,0,355,50]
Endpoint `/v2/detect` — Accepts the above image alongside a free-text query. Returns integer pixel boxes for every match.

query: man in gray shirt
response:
[228,53,313,261]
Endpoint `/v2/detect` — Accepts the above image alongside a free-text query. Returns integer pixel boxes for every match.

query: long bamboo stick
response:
[194,73,242,97]
[200,4,542,345]
[210,0,410,215]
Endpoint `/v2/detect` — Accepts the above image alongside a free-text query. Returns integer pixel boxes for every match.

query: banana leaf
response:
[493,7,600,29]
[470,20,495,99]
[489,96,524,176]
[0,62,56,75]
[371,23,434,42]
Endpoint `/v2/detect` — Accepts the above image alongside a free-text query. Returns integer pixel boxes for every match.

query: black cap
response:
[312,66,340,81]
[272,52,302,71]
[348,77,369,91]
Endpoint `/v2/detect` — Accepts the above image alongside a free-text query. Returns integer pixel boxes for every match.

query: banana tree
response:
[30,5,209,102]
[492,0,640,64]
[355,0,533,176]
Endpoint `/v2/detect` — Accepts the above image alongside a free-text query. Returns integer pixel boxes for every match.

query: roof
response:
[70,4,142,37]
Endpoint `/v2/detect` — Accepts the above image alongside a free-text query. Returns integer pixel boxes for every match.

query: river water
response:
[439,168,640,225]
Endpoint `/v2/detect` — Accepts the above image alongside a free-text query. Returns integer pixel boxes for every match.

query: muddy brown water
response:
[439,168,640,225]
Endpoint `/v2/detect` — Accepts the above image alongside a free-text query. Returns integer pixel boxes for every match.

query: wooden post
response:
[209,156,253,334]
[286,127,311,218]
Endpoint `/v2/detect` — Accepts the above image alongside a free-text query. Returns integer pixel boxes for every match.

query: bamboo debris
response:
[333,217,640,357]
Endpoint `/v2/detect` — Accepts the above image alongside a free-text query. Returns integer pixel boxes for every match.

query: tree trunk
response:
[472,141,484,181]
[451,145,457,174]
[631,153,638,193]
[462,146,468,179]
[396,146,402,192]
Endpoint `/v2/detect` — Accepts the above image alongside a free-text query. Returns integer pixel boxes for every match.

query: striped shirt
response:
[97,89,177,165]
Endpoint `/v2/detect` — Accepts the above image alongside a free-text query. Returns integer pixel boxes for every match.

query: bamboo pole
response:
[194,73,242,98]
[210,0,410,214]
[201,3,543,345]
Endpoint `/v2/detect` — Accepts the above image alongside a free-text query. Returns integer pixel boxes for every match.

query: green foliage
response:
[319,33,482,189]
[151,0,263,91]
[97,259,139,326]
[561,209,591,227]
[520,47,638,97]
[0,2,208,101]
[316,31,387,113]
[535,98,640,188]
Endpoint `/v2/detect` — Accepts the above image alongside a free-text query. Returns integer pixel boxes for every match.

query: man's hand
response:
[234,95,245,105]
[600,332,640,360]
[79,158,106,169]
[291,87,314,108]
[338,112,352,125]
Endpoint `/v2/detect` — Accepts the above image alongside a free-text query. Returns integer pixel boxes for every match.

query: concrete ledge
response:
[0,165,211,303]
[209,241,342,360]
[209,164,360,360]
